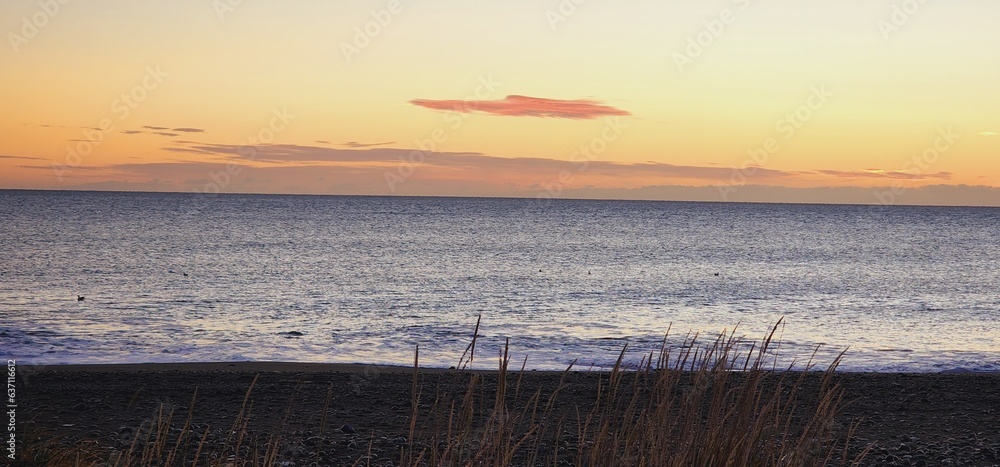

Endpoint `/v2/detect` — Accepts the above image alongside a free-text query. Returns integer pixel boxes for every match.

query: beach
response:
[15,362,1000,466]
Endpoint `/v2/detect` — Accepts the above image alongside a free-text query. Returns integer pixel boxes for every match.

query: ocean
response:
[1,190,998,372]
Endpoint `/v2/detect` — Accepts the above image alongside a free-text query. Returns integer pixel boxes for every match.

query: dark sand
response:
[13,362,1000,466]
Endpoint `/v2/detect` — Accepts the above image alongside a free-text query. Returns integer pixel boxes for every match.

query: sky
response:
[1,0,999,206]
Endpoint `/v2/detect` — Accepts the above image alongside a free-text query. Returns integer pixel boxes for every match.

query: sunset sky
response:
[2,0,998,205]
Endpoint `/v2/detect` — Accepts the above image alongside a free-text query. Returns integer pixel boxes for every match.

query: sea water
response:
[1,190,998,372]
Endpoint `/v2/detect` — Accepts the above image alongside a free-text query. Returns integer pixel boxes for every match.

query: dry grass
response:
[17,428,104,466]
[401,319,869,467]
[20,319,870,466]
[102,374,282,467]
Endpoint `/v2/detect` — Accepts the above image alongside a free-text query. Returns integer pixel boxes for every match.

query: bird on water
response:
[77,295,85,301]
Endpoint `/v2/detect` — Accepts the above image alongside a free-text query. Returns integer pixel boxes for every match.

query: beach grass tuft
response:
[399,319,869,466]
[21,319,870,466]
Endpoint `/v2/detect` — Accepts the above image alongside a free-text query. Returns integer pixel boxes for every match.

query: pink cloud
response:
[410,95,630,119]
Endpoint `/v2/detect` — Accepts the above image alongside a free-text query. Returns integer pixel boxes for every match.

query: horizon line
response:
[2,186,999,209]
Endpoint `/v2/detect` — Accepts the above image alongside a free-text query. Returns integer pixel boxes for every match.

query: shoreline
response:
[27,360,1000,375]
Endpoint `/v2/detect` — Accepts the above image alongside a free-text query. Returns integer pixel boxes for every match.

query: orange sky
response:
[2,1,998,205]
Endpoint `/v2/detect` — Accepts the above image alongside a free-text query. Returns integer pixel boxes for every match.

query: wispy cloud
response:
[976,131,998,137]
[0,154,43,160]
[816,169,952,181]
[410,95,630,119]
[342,141,395,148]
[18,164,107,172]
[162,147,215,154]
[174,143,481,164]
[151,142,795,183]
[557,184,1000,207]
[124,127,202,137]
[17,138,990,204]
[42,158,1000,207]
[21,123,66,129]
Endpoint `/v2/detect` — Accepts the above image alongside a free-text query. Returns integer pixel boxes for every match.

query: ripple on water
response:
[2,193,999,371]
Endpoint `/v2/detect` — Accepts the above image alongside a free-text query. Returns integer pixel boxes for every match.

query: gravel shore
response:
[13,362,1000,466]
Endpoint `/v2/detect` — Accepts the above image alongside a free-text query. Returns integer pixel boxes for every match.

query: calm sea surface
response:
[2,190,998,372]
